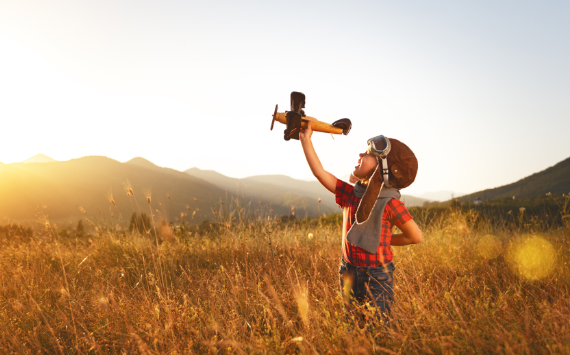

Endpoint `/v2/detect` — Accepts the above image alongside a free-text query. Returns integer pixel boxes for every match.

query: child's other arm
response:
[299,121,337,193]
[390,220,423,246]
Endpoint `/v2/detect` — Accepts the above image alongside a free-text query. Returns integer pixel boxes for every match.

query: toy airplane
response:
[270,91,352,141]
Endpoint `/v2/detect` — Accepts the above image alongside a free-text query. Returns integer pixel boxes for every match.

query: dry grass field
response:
[1,195,570,354]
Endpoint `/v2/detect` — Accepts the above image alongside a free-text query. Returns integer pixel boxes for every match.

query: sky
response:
[1,0,569,197]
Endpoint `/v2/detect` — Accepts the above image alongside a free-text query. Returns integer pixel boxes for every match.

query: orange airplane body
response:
[270,92,351,141]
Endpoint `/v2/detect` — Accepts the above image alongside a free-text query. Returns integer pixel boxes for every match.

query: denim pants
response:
[339,259,395,326]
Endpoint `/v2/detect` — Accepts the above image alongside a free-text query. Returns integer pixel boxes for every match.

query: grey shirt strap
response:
[346,183,401,254]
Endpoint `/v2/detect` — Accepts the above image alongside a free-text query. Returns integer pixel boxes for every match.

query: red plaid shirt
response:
[335,179,413,267]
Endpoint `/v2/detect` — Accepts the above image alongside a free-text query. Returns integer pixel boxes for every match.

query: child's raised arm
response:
[299,121,337,193]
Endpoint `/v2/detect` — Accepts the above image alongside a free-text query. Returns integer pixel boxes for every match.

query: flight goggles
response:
[367,135,392,188]
[367,135,391,158]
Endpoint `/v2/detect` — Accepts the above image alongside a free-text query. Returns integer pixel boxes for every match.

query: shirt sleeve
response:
[386,199,413,228]
[335,179,354,208]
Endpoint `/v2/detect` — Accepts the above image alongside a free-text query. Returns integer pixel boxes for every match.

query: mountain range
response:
[0,155,430,224]
[3,153,568,224]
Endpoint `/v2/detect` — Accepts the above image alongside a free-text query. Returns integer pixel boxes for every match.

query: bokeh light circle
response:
[511,236,556,281]
[476,234,502,260]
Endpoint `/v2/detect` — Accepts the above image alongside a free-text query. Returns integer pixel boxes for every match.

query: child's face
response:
[352,150,378,179]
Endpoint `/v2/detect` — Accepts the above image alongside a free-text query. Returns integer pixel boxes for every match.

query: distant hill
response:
[126,157,162,170]
[185,168,339,214]
[400,195,428,207]
[0,157,335,224]
[0,156,231,223]
[21,154,57,164]
[458,156,570,203]
[243,174,335,201]
[415,190,466,202]
[185,168,427,208]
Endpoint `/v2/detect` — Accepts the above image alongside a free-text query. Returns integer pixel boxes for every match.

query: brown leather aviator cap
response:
[356,138,417,224]
[385,138,418,189]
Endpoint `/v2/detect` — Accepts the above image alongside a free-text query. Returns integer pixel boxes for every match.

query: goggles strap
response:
[381,158,391,188]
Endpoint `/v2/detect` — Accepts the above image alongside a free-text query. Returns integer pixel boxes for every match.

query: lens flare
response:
[510,236,556,281]
[476,234,502,260]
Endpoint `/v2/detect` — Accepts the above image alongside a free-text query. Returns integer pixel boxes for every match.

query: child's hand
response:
[299,120,313,143]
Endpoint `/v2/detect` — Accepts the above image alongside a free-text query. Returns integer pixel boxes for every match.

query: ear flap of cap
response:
[355,164,384,223]
[391,164,404,179]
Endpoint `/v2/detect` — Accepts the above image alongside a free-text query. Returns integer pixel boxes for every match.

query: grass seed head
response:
[105,191,116,206]
[143,189,152,204]
[123,179,134,197]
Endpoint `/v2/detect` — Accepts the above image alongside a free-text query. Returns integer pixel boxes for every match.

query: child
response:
[299,121,422,325]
